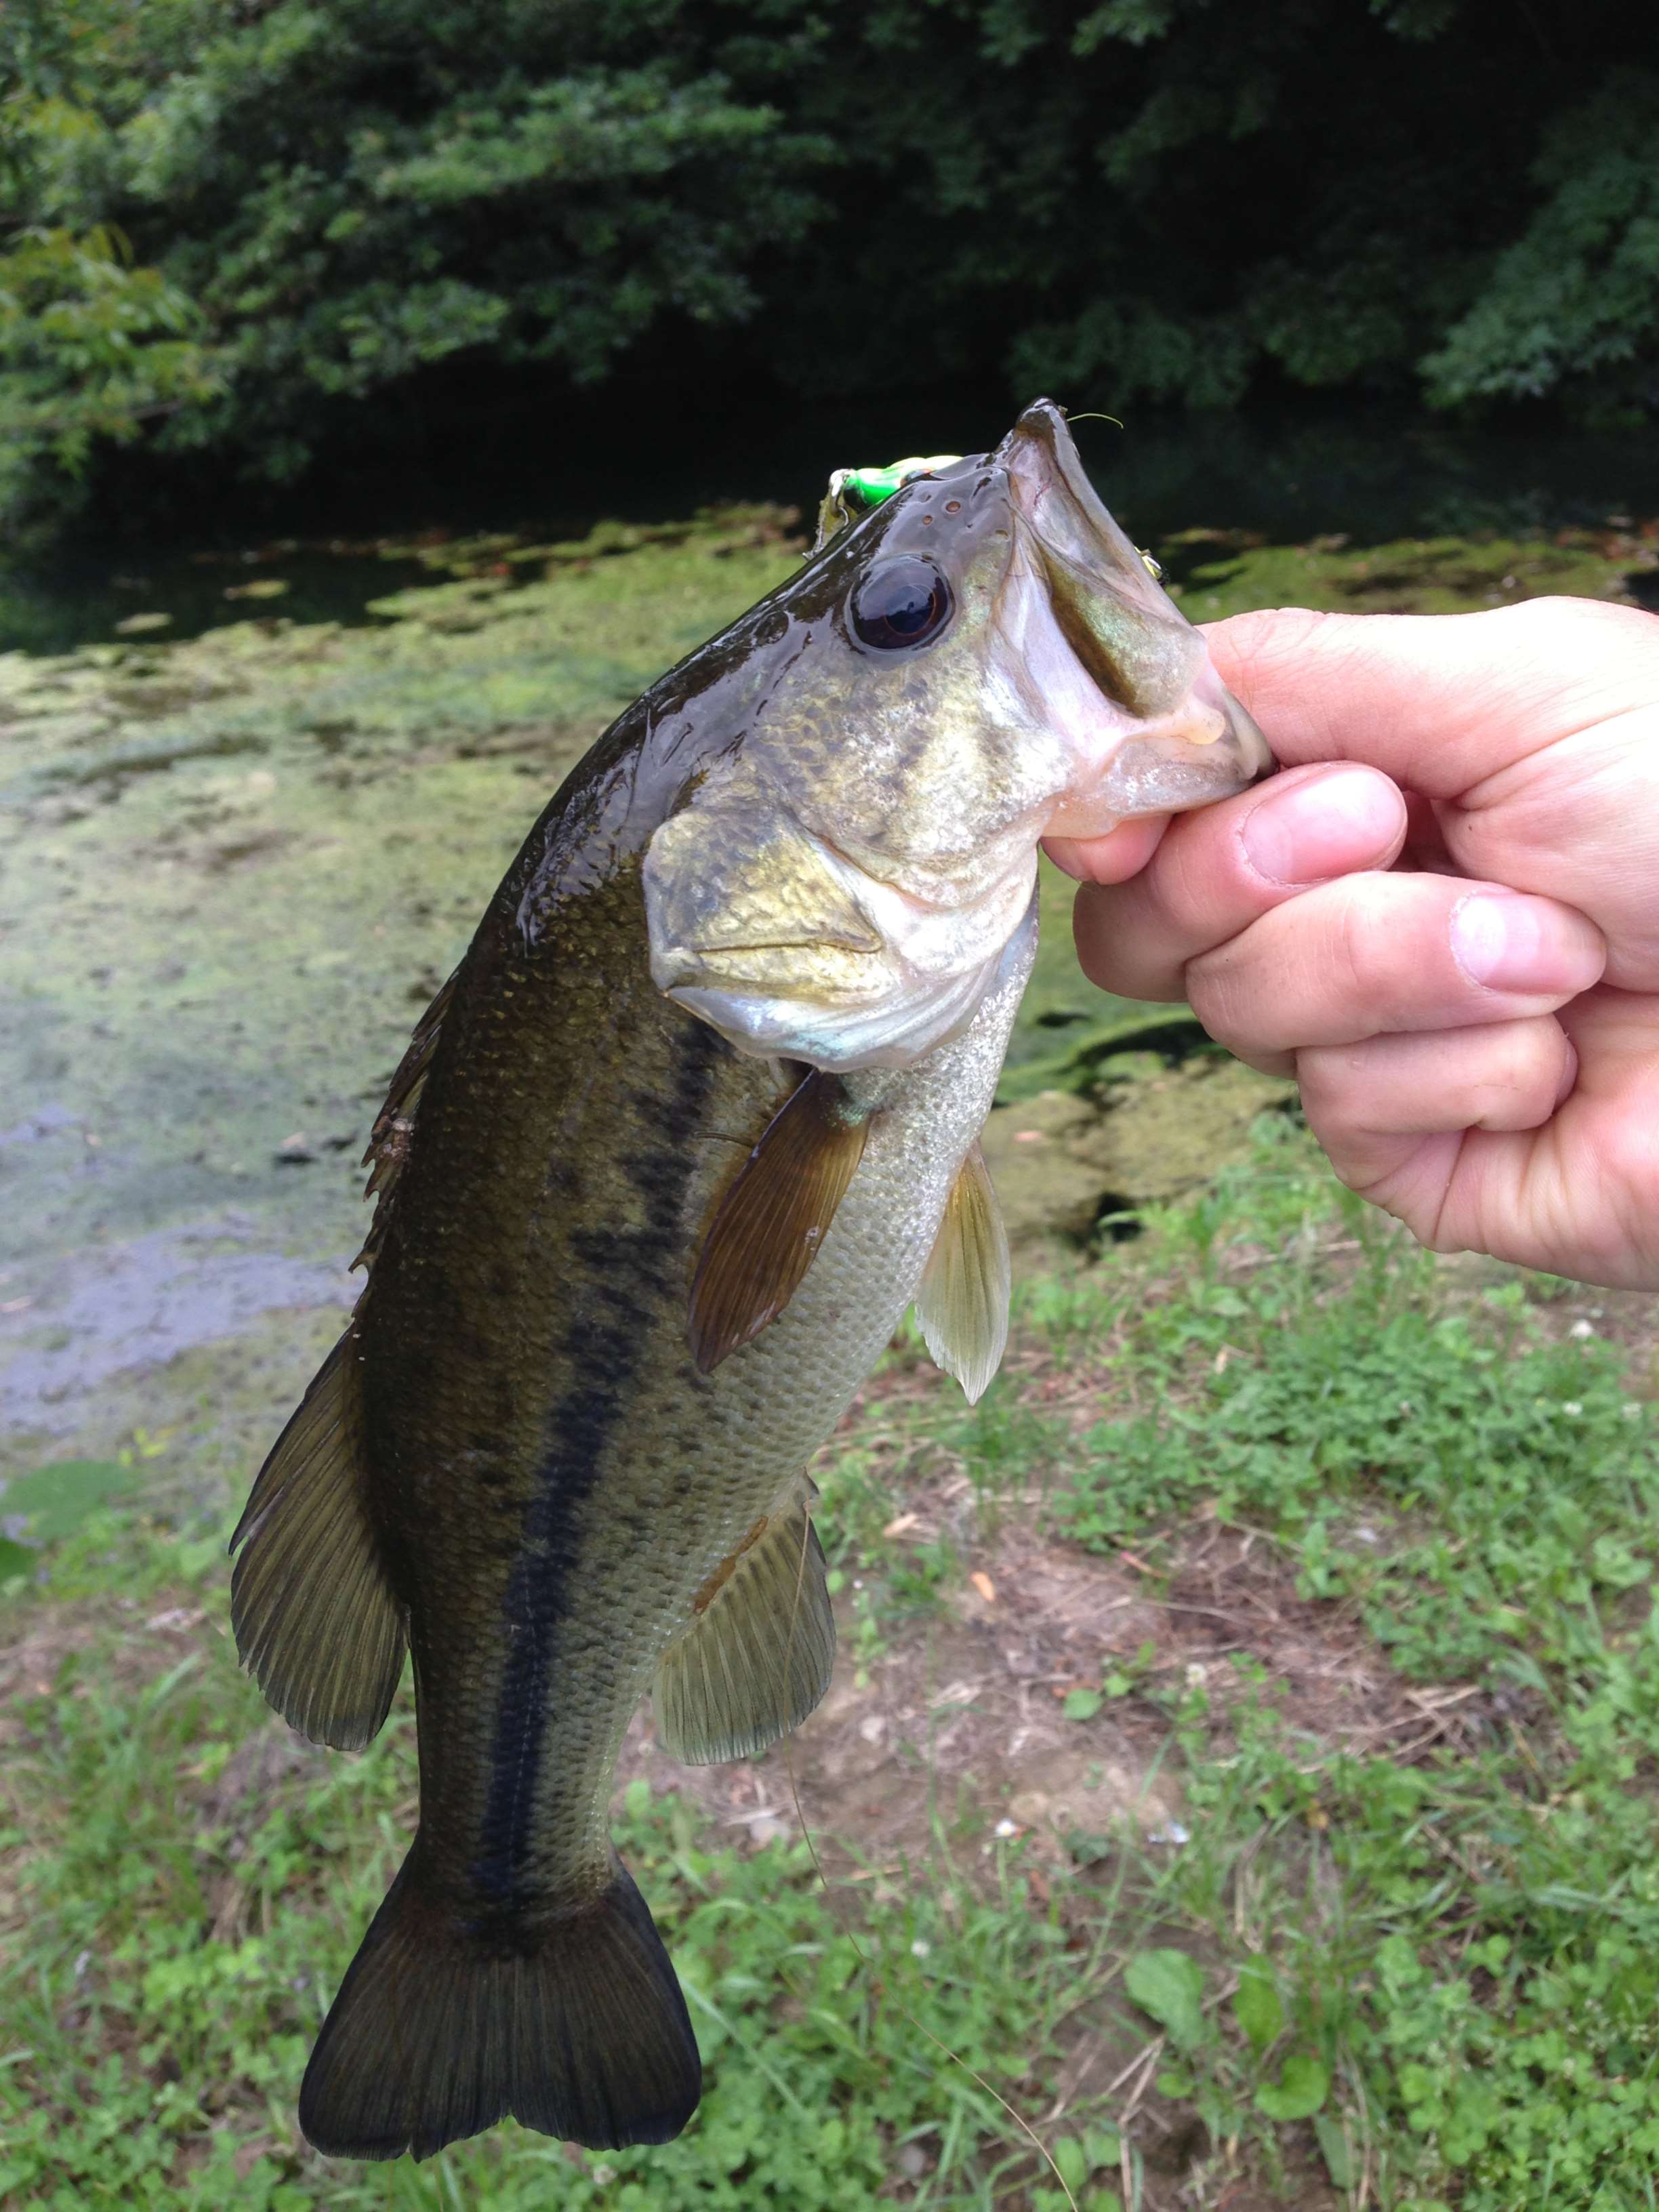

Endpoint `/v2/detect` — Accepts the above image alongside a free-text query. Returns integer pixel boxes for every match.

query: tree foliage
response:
[1,0,1654,539]
[1422,68,1659,419]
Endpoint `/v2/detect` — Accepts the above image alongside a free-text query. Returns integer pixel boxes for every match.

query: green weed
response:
[987,1130,1659,2207]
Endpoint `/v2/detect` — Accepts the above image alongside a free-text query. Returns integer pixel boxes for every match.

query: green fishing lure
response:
[811,453,963,551]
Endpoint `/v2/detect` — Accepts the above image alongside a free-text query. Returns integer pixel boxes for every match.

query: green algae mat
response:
[1,502,1652,1469]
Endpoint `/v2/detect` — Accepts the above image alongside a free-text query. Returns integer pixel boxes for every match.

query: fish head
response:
[644,397,1272,1070]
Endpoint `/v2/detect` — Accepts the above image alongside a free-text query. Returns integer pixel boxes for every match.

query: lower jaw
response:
[668,956,998,1071]
[668,893,1042,1075]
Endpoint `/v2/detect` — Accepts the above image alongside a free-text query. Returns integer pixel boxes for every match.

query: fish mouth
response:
[992,399,1272,830]
[663,955,1012,1071]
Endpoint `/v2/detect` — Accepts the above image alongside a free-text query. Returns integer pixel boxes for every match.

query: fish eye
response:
[850,558,954,652]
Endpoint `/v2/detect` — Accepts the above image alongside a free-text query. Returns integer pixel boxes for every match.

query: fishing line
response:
[1061,409,1124,430]
[777,1505,1081,2212]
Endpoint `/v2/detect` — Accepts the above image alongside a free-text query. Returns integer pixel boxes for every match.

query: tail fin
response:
[299,1840,701,2159]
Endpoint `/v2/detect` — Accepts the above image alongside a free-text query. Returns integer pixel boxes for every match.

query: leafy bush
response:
[2,0,1656,540]
[1424,68,1659,424]
[0,0,829,541]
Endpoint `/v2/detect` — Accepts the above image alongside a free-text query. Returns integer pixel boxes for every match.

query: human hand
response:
[1044,597,1659,1288]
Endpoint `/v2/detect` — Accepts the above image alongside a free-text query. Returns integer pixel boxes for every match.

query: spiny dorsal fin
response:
[353,966,457,1272]
[687,1069,867,1374]
[652,1480,834,1764]
[914,1140,1010,1405]
[230,1332,407,1750]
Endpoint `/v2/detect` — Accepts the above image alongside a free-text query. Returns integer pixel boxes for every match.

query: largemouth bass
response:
[230,400,1269,2161]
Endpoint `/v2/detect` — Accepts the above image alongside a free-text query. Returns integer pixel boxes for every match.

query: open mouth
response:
[994,400,1273,811]
[644,792,1045,1071]
[643,400,1273,1077]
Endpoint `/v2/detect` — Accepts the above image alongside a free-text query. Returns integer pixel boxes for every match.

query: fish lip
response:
[994,397,1274,790]
[797,825,993,915]
[994,398,1126,564]
[653,822,1038,1031]
[676,933,878,966]
[663,834,895,976]
[997,399,1179,649]
[800,827,933,909]
[666,886,1042,1073]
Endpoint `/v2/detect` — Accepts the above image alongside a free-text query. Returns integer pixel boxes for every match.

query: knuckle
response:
[1074,885,1159,998]
[1418,1203,1473,1258]
[1156,811,1246,937]
[1294,1044,1362,1123]
[1070,886,1113,987]
[1488,592,1659,677]
[1502,593,1581,637]
[1325,874,1414,1015]
[1207,605,1330,697]
[1488,1028,1559,1118]
[1508,592,1637,642]
[1618,1141,1659,1250]
[1183,959,1253,1054]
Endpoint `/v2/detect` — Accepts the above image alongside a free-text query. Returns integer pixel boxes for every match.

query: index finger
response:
[1070,760,1408,1002]
[1204,598,1659,800]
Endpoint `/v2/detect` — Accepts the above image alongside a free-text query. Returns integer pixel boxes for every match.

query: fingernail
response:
[1451,893,1605,995]
[1240,767,1404,886]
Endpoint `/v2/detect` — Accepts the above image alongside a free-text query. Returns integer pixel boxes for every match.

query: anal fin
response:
[688,1068,867,1374]
[914,1140,1010,1404]
[230,1332,406,1751]
[653,1483,836,1764]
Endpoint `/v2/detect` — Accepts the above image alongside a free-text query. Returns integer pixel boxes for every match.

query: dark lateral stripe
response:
[469,1015,723,1909]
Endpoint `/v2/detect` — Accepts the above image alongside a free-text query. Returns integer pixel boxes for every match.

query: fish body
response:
[230,402,1269,2161]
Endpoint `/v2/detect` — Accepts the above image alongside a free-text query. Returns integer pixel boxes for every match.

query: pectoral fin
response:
[688,1069,867,1374]
[652,1483,836,1764]
[230,1334,407,1750]
[914,1141,1011,1404]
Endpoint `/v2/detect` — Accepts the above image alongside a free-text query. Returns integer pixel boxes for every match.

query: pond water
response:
[3,398,1657,1484]
[7,395,1659,655]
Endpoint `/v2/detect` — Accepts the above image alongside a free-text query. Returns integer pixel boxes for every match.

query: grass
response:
[1,1525,1132,2211]
[863,1126,1659,2206]
[7,1122,1659,2207]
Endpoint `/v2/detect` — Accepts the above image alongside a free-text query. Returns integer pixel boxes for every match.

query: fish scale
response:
[379,884,1034,1922]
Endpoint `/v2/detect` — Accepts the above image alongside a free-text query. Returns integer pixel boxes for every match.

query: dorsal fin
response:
[352,967,457,1272]
[913,1140,1010,1404]
[687,1069,868,1374]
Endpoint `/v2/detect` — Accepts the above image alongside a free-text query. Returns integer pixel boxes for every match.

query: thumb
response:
[1203,599,1659,799]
